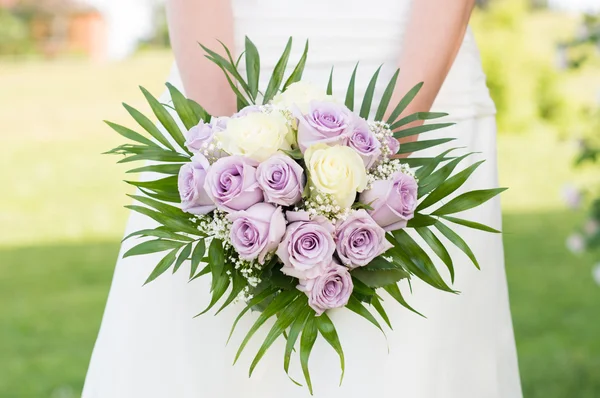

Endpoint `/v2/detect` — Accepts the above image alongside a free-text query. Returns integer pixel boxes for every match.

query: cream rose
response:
[305,144,368,208]
[273,81,335,113]
[215,111,292,162]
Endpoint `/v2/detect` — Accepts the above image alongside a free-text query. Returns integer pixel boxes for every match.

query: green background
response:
[1,2,600,397]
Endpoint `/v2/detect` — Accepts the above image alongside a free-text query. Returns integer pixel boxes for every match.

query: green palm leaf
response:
[359,65,382,119]
[166,83,199,130]
[234,290,300,363]
[432,188,507,216]
[123,103,174,150]
[125,178,180,204]
[172,242,192,274]
[391,112,449,130]
[123,239,184,258]
[406,213,438,228]
[263,38,293,103]
[227,287,278,344]
[249,295,308,376]
[374,68,400,121]
[189,263,210,281]
[144,248,178,285]
[196,267,231,316]
[186,99,211,122]
[283,40,309,90]
[417,160,485,211]
[390,231,454,292]
[397,138,455,155]
[417,152,474,197]
[124,205,199,235]
[140,86,187,151]
[122,228,194,243]
[189,239,206,279]
[383,282,424,317]
[215,271,247,315]
[416,227,454,283]
[208,239,225,292]
[346,295,384,334]
[326,67,334,95]
[316,313,345,385]
[435,222,480,269]
[392,121,454,137]
[104,121,158,148]
[414,147,460,181]
[200,43,252,100]
[401,157,454,169]
[352,257,410,288]
[300,314,318,395]
[125,163,183,175]
[244,36,260,100]
[370,296,392,329]
[116,150,189,164]
[127,193,183,218]
[386,82,423,125]
[440,215,501,233]
[345,62,359,110]
[284,307,311,385]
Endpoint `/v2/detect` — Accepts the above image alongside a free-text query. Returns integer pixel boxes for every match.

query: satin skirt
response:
[84,1,521,394]
[82,114,522,398]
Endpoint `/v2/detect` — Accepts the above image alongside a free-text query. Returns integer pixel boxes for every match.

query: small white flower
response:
[592,263,600,286]
[584,219,599,236]
[562,184,582,209]
[566,233,586,254]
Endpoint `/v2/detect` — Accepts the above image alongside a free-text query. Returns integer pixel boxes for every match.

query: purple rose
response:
[297,261,353,316]
[335,209,393,268]
[348,117,382,169]
[295,101,353,152]
[185,121,213,152]
[256,154,305,206]
[185,117,228,158]
[232,105,262,118]
[228,203,286,264]
[359,171,418,231]
[177,154,216,215]
[387,136,400,156]
[204,155,263,212]
[277,212,336,280]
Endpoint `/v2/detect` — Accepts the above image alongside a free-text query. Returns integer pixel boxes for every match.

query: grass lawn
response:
[1,51,599,398]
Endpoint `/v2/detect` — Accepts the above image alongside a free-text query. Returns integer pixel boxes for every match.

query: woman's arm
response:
[166,0,236,116]
[389,0,476,143]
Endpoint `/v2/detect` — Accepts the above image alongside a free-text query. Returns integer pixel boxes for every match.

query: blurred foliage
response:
[472,0,586,135]
[138,6,170,50]
[563,14,600,256]
[2,2,600,396]
[0,9,34,56]
[560,14,600,69]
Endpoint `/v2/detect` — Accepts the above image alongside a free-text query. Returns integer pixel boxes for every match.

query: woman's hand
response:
[166,0,237,116]
[387,0,476,156]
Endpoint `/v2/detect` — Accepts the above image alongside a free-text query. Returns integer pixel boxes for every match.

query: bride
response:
[83,0,523,397]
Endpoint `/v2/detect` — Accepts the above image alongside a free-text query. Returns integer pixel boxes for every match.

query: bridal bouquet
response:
[107,38,504,393]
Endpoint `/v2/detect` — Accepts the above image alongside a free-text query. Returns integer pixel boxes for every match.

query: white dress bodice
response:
[169,0,495,120]
[83,2,522,397]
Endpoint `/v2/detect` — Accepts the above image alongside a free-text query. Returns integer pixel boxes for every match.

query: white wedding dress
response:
[83,1,523,397]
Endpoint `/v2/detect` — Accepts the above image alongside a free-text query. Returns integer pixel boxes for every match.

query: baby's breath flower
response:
[368,121,394,162]
[301,189,352,223]
[365,159,417,189]
[197,210,232,244]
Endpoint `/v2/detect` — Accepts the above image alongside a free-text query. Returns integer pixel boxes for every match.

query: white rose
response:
[215,111,292,162]
[273,81,336,113]
[305,144,368,208]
